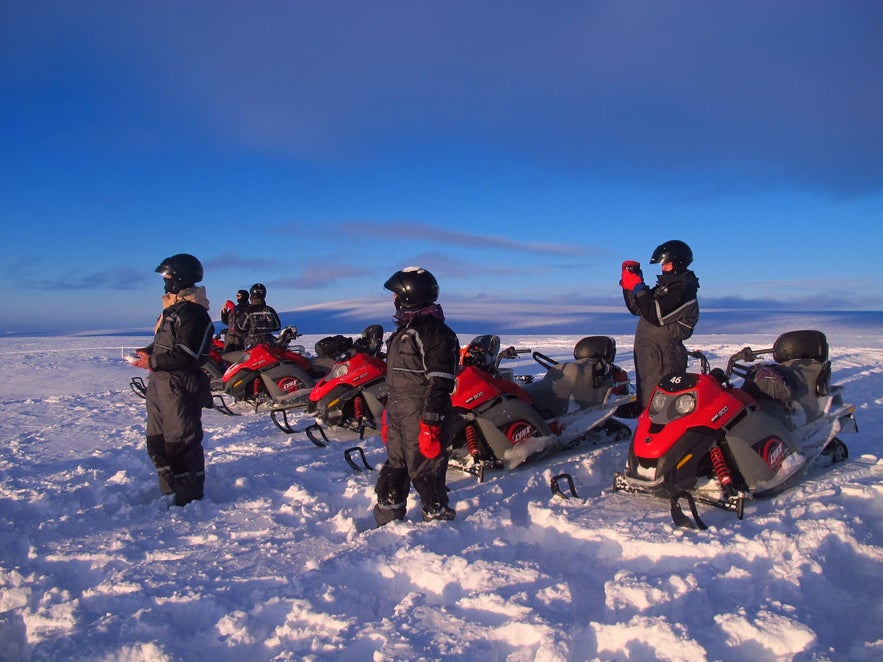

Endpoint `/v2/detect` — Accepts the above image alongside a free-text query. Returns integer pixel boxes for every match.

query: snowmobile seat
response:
[526,357,610,418]
[757,330,831,423]
[741,363,792,403]
[315,334,354,359]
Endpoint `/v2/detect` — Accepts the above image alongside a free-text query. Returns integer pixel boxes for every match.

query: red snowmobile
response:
[613,330,858,529]
[214,326,333,414]
[449,334,635,480]
[200,331,234,392]
[271,325,388,443]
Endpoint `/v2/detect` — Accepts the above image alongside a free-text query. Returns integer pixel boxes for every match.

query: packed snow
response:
[1,318,882,661]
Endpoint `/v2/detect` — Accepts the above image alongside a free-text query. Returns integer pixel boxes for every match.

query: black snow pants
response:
[145,370,207,506]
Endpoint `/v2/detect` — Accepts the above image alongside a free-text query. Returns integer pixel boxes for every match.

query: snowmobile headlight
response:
[329,363,349,380]
[674,392,697,415]
[649,391,668,416]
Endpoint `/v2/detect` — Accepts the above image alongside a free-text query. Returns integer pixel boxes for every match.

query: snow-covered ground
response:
[1,321,881,661]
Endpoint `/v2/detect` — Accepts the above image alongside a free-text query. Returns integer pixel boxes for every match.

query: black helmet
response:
[384,266,439,310]
[155,253,203,293]
[650,240,693,269]
[250,283,267,299]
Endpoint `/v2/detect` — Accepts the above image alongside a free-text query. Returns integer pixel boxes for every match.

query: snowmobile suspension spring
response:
[465,424,481,458]
[354,396,363,421]
[709,445,733,486]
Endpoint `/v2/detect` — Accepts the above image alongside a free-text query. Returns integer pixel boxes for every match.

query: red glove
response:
[619,260,644,291]
[131,350,151,370]
[380,409,388,445]
[419,420,442,459]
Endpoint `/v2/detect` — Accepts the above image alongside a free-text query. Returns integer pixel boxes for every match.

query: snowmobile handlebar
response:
[496,346,531,370]
[724,346,774,377]
[277,326,302,347]
[686,350,711,374]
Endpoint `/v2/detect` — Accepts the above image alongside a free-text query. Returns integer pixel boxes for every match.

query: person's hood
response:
[394,302,445,326]
[161,286,211,311]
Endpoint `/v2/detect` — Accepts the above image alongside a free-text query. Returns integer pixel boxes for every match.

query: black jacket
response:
[147,299,215,373]
[236,300,281,348]
[624,269,700,343]
[385,309,460,424]
[624,269,700,406]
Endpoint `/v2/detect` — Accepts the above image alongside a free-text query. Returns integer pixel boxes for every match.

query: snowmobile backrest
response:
[573,336,616,363]
[773,330,828,364]
[462,335,501,372]
[353,324,384,357]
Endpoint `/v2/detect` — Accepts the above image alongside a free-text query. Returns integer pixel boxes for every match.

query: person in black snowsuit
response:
[373,267,461,526]
[220,289,249,352]
[236,282,282,349]
[620,240,700,413]
[132,253,214,506]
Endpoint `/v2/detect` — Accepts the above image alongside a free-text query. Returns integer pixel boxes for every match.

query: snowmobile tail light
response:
[675,392,697,415]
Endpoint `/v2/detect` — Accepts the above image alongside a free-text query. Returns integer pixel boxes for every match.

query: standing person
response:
[131,253,214,506]
[619,239,700,414]
[373,266,461,526]
[237,283,281,348]
[220,289,249,352]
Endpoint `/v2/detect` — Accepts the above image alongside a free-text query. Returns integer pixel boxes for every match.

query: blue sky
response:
[3,1,882,334]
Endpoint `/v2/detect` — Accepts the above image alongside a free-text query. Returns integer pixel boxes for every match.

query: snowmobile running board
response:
[448,457,500,482]
[449,416,632,485]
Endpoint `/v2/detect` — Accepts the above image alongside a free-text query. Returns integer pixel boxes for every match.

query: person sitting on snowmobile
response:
[131,253,214,506]
[373,267,461,526]
[237,282,282,349]
[220,289,249,352]
[619,239,700,414]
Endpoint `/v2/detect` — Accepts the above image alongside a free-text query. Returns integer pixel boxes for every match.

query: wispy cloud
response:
[270,261,374,290]
[13,258,147,291]
[276,220,596,257]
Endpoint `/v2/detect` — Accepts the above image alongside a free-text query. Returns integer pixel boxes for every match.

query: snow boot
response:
[373,501,406,527]
[172,471,205,507]
[422,504,456,522]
